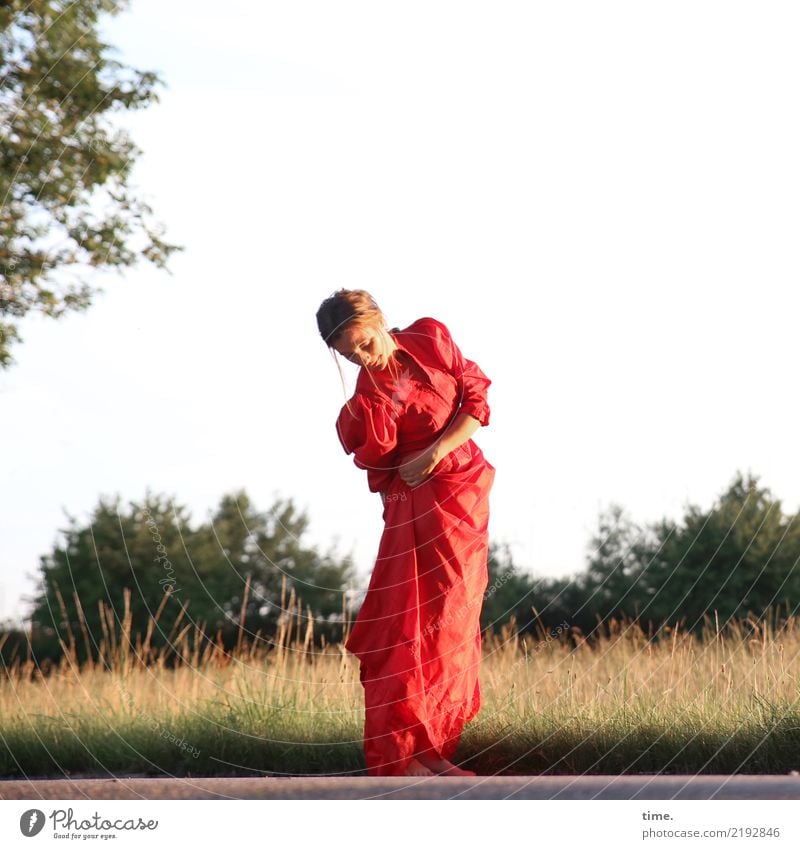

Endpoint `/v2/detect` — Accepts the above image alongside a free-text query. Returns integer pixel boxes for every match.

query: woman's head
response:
[316,289,398,372]
[317,289,401,410]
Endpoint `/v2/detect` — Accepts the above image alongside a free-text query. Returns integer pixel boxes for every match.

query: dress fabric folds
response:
[336,316,496,776]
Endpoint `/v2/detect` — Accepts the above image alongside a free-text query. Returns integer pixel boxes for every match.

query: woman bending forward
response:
[317,289,496,777]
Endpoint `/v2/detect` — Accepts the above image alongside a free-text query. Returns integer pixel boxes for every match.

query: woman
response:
[316,289,496,777]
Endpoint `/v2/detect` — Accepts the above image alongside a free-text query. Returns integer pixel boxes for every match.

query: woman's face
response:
[332,324,390,369]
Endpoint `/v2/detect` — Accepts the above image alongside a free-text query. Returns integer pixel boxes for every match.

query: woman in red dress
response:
[316,289,496,777]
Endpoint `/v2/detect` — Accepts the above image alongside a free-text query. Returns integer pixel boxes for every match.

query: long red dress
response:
[336,316,496,776]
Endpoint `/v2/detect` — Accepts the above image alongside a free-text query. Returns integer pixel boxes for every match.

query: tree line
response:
[482,471,800,640]
[1,470,798,666]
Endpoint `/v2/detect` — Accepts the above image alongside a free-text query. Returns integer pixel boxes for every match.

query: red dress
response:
[336,316,496,776]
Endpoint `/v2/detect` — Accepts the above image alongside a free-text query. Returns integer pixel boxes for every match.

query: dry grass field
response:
[2,586,799,777]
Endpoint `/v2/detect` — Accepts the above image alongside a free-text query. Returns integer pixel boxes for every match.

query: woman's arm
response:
[431,411,481,463]
[396,412,481,487]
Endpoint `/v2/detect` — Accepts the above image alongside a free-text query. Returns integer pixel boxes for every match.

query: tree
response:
[636,472,800,630]
[480,540,538,633]
[0,0,181,369]
[581,502,656,624]
[25,489,356,662]
[583,472,800,632]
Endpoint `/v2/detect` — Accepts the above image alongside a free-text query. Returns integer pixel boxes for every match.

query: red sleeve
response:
[336,392,399,492]
[415,317,492,427]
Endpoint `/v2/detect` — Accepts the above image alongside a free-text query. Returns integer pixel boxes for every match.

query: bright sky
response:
[2,1,799,624]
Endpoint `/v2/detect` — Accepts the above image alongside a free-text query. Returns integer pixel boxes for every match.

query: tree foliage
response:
[482,540,594,642]
[481,540,537,633]
[0,0,181,368]
[480,471,800,641]
[26,489,356,661]
[17,471,800,664]
[582,471,800,632]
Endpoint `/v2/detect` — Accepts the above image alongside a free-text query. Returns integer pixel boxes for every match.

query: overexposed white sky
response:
[2,0,799,623]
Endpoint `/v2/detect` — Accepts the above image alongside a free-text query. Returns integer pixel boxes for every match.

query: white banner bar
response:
[0,799,798,847]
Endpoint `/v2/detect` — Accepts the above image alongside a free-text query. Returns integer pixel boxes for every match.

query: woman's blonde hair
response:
[316,288,401,414]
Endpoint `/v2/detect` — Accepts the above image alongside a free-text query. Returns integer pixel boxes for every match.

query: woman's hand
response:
[397,444,443,488]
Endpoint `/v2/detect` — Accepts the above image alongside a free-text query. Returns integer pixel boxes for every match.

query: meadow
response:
[2,586,799,778]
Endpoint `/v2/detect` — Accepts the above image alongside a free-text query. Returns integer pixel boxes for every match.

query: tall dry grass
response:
[2,584,800,776]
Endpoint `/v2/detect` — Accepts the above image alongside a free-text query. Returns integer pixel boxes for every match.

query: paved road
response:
[2,774,800,800]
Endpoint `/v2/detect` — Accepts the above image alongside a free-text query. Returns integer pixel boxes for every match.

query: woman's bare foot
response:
[415,752,476,776]
[401,756,435,777]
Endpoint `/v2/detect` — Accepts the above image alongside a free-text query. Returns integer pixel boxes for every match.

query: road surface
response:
[2,774,800,800]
